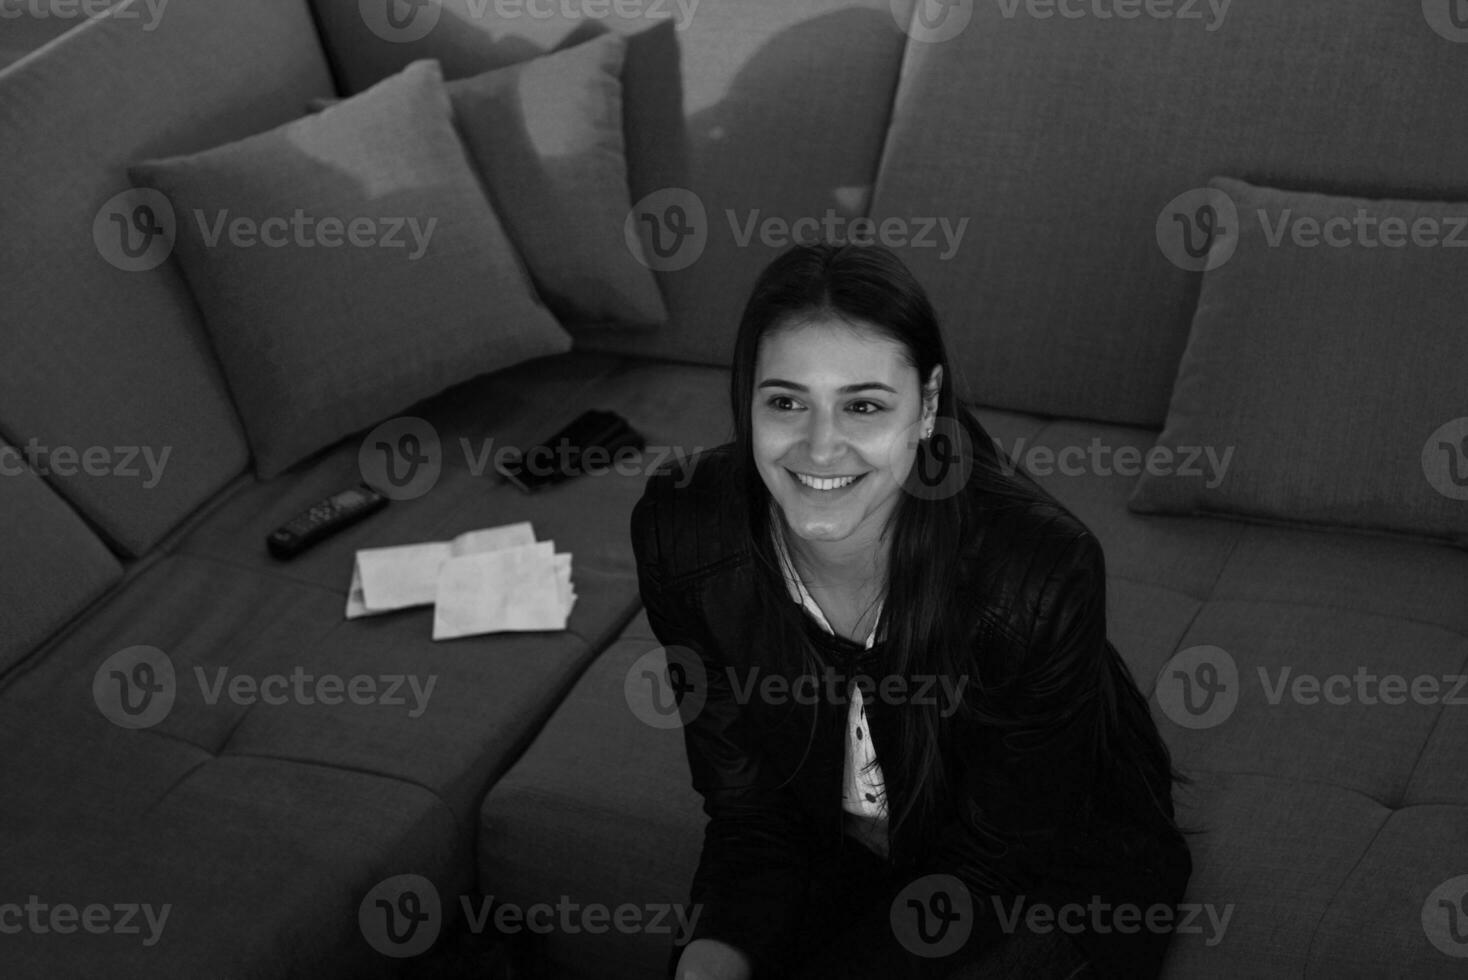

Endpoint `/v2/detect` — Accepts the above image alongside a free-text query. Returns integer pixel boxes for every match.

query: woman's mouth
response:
[787,469,868,496]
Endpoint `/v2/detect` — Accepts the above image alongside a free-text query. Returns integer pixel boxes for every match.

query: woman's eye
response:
[763,397,885,414]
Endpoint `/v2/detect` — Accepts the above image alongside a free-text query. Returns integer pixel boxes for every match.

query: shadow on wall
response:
[305,0,910,364]
[667,6,906,350]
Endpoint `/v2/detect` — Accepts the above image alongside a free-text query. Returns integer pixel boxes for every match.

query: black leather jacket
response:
[631,442,1192,979]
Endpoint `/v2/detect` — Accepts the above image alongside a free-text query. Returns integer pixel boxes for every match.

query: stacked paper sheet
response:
[345,522,575,639]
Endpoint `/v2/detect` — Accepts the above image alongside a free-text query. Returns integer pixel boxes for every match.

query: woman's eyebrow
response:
[757,379,898,394]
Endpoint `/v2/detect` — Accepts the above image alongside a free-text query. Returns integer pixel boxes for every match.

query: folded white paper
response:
[344,522,575,639]
[432,541,575,639]
[346,522,537,618]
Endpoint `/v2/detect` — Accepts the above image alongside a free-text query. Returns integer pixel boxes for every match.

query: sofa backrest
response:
[0,0,335,556]
[309,0,910,370]
[873,0,1468,426]
[0,443,121,678]
[314,2,1468,431]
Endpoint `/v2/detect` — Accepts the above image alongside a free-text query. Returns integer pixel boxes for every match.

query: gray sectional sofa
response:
[3,1,1466,978]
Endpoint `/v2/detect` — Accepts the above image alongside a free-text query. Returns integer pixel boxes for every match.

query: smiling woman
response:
[633,242,1195,980]
[753,313,936,625]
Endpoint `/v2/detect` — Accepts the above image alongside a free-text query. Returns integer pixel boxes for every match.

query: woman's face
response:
[752,316,940,554]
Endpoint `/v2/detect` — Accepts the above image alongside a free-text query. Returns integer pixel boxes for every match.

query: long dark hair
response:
[725,241,1197,869]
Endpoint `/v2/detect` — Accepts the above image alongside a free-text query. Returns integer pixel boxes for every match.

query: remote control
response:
[266,484,389,560]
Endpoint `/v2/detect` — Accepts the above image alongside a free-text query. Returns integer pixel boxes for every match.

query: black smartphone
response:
[494,410,645,493]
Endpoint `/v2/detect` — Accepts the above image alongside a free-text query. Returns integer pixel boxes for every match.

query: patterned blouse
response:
[771,527,890,858]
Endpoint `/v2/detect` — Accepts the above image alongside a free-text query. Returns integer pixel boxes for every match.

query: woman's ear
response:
[923,365,943,417]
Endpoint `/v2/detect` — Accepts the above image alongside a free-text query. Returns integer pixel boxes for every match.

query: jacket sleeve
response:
[630,482,816,977]
[895,530,1116,959]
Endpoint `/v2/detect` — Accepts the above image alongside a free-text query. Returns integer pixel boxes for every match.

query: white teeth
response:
[795,472,858,491]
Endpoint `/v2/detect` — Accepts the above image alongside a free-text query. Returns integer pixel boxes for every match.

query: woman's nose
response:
[804,408,846,463]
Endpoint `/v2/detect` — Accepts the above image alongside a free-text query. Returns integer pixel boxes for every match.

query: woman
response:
[630,243,1195,979]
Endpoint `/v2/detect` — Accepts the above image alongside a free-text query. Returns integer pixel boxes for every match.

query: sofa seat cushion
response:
[966,412,1468,977]
[474,406,1468,978]
[478,610,706,980]
[0,445,121,676]
[0,755,457,977]
[0,349,733,975]
[169,350,732,593]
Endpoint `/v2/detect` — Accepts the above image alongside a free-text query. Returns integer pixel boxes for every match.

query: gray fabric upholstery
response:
[0,442,122,675]
[447,33,668,327]
[129,59,572,479]
[309,0,908,366]
[0,349,726,975]
[1129,177,1468,547]
[871,1,1468,427]
[0,0,335,554]
[9,2,1468,976]
[480,608,706,979]
[478,402,1468,978]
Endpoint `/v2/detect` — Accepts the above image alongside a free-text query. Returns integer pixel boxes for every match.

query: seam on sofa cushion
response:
[210,749,453,820]
[1174,767,1397,811]
[1301,806,1397,971]
[1145,590,1468,647]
